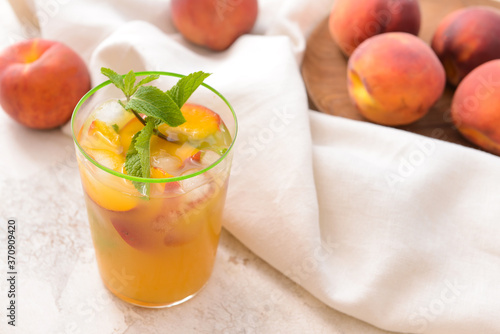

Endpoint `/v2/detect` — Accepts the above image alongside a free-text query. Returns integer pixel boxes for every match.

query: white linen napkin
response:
[18,0,500,333]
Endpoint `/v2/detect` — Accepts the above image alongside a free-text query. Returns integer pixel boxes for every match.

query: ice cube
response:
[84,119,122,154]
[201,150,221,167]
[151,150,182,173]
[186,182,214,207]
[92,99,130,127]
[200,150,230,178]
[156,173,218,246]
[86,148,124,171]
[179,174,216,217]
[179,170,206,192]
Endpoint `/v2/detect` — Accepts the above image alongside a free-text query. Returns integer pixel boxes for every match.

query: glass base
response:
[104,281,207,308]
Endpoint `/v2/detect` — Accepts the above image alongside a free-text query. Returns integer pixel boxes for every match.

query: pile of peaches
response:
[329,0,500,155]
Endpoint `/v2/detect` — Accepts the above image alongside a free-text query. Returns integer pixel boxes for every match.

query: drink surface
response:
[76,98,233,307]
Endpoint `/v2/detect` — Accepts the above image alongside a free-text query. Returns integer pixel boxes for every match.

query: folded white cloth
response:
[14,0,500,333]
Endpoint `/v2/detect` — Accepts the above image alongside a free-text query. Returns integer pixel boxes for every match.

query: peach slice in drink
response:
[78,119,123,154]
[79,149,138,212]
[109,181,216,250]
[119,117,144,152]
[158,103,221,141]
[108,202,164,250]
[110,217,151,250]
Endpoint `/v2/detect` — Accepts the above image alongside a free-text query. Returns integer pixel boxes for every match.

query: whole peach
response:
[0,39,90,129]
[347,32,445,126]
[171,0,258,51]
[431,6,500,86]
[451,59,500,155]
[329,0,421,56]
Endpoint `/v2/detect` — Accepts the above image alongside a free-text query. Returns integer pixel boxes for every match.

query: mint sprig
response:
[100,68,211,197]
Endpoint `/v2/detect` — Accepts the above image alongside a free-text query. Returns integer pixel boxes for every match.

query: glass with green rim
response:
[71,71,237,308]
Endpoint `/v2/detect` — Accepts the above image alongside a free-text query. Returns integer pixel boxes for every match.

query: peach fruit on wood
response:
[170,0,258,51]
[0,39,90,129]
[347,32,446,126]
[431,6,500,86]
[329,0,421,56]
[451,59,500,155]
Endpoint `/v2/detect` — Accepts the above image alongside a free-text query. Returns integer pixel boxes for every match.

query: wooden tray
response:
[301,0,500,148]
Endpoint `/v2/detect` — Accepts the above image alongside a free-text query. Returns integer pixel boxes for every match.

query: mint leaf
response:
[123,70,136,97]
[167,71,211,108]
[126,86,186,127]
[125,140,142,188]
[135,118,155,179]
[135,75,159,91]
[101,68,125,91]
[125,117,156,196]
[124,135,142,192]
[111,124,119,133]
[125,74,160,97]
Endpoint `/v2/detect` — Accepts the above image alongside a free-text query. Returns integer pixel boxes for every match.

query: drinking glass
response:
[71,71,237,307]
